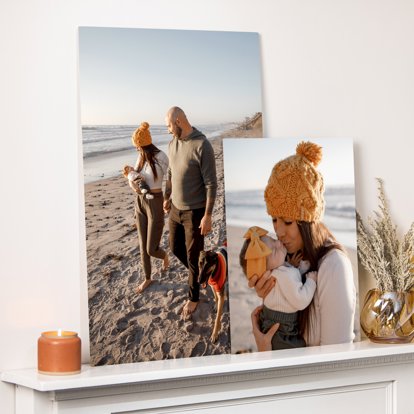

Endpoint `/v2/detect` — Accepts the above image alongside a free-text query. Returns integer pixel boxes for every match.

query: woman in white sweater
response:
[249,141,356,351]
[129,122,169,294]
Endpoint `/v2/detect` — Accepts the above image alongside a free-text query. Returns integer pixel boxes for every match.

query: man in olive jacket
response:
[164,106,217,318]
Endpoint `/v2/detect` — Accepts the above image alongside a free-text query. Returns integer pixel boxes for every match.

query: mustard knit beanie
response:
[264,141,325,222]
[132,122,152,147]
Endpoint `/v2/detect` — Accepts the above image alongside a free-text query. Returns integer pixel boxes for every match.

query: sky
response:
[223,137,355,191]
[79,27,262,125]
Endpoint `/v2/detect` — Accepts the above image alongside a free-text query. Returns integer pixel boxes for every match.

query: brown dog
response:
[198,246,227,342]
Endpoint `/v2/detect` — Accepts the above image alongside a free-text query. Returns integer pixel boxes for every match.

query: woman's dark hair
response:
[296,221,346,337]
[239,238,250,276]
[136,144,160,179]
[298,221,344,271]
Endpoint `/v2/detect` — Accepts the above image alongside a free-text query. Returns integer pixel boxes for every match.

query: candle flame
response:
[57,329,62,337]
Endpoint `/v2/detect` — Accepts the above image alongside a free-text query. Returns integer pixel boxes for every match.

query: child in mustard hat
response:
[240,226,317,350]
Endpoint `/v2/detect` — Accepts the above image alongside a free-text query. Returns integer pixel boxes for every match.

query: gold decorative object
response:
[357,179,414,343]
[360,289,414,343]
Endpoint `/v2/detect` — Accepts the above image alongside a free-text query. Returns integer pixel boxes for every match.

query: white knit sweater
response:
[304,249,356,346]
[134,150,169,190]
[264,263,316,313]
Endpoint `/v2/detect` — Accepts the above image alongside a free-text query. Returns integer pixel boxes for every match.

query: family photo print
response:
[223,138,360,354]
[79,27,263,365]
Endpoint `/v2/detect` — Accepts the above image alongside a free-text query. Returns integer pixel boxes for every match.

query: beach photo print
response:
[78,27,263,365]
[223,138,360,354]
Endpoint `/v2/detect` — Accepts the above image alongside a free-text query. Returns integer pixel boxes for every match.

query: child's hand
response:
[248,270,276,299]
[287,251,303,267]
[251,306,279,352]
[306,271,317,282]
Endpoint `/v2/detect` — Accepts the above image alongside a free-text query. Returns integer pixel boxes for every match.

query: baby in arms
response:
[122,165,153,199]
[240,226,317,350]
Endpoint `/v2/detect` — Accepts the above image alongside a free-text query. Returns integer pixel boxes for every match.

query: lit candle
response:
[38,330,81,375]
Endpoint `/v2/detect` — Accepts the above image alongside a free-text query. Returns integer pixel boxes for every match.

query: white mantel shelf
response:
[3,340,414,392]
[3,340,414,413]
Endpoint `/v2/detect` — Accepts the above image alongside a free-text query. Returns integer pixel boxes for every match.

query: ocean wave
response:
[325,205,356,218]
[324,186,355,195]
[83,146,134,159]
[82,123,227,158]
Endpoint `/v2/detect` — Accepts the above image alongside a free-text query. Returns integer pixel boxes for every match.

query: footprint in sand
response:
[107,270,121,283]
[124,309,146,321]
[88,287,102,304]
[161,342,170,356]
[190,341,207,357]
[115,317,129,332]
[167,311,179,321]
[176,350,185,359]
[124,327,144,346]
[185,322,194,332]
[128,272,139,283]
[95,355,114,366]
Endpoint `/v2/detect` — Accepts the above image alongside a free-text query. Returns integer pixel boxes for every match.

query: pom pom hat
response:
[264,141,325,222]
[132,122,152,147]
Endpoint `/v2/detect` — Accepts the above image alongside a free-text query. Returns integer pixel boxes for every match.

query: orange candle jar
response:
[38,330,81,375]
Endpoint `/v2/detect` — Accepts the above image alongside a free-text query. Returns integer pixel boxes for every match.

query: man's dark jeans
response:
[168,203,205,302]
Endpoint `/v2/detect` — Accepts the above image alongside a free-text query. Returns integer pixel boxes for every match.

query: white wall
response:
[1,0,414,412]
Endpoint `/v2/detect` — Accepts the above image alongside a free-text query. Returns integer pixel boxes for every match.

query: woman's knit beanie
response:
[132,122,152,147]
[264,141,325,222]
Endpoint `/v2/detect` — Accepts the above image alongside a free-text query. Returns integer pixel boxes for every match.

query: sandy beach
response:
[84,117,262,365]
[85,139,228,365]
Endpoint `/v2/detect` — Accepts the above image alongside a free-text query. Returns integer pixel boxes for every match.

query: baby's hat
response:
[243,226,272,279]
[122,165,132,177]
[132,122,152,147]
[264,141,325,222]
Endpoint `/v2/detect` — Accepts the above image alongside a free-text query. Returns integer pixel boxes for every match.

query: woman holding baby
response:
[127,122,169,293]
[246,141,356,351]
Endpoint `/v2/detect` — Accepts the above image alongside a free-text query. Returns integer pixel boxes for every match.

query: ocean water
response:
[82,125,171,159]
[82,123,233,183]
[225,186,357,249]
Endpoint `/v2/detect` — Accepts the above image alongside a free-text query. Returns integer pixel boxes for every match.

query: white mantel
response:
[3,341,414,413]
